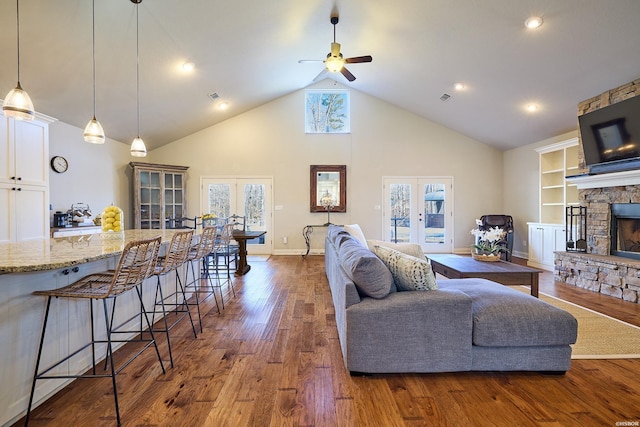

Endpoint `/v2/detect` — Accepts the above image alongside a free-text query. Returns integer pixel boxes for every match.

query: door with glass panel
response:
[383,177,453,253]
[201,178,272,254]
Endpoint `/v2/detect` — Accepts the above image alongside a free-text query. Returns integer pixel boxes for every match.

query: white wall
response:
[503,129,579,257]
[149,81,504,253]
[49,120,132,227]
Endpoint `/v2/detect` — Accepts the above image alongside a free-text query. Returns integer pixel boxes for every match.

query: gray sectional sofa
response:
[325,225,578,374]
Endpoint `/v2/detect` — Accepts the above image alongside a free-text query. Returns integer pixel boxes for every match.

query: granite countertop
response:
[0,229,193,274]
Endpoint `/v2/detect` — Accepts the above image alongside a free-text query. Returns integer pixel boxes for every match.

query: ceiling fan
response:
[299,16,372,82]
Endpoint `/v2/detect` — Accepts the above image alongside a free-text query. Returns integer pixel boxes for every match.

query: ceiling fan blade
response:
[340,66,356,82]
[345,55,373,64]
[298,59,324,63]
[313,68,329,82]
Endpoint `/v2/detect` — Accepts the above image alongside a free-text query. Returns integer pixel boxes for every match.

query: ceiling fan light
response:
[525,16,543,29]
[3,82,34,120]
[84,117,105,144]
[326,56,345,73]
[130,136,147,157]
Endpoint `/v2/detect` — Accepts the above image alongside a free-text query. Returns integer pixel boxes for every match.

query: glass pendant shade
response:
[130,136,147,157]
[83,117,105,144]
[3,82,34,121]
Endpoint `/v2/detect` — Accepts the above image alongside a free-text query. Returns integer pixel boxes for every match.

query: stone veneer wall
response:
[554,79,640,303]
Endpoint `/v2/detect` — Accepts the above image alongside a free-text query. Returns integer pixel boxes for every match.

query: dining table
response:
[231,229,267,275]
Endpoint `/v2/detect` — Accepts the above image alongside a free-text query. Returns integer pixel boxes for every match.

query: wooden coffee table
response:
[428,253,541,297]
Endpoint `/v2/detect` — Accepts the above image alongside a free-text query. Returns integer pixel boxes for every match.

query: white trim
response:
[566,168,640,189]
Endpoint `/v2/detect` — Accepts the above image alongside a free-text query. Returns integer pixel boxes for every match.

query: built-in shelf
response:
[535,138,579,224]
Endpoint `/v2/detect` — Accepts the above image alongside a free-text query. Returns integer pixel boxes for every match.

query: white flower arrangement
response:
[470,219,506,255]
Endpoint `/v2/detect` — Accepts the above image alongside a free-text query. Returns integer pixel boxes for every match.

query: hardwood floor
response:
[16,255,640,427]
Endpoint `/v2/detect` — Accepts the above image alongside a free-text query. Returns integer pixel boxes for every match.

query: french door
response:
[383,177,453,253]
[201,177,272,254]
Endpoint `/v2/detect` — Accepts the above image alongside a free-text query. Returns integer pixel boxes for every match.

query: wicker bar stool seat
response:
[184,226,220,332]
[150,229,198,368]
[204,223,238,309]
[25,236,164,427]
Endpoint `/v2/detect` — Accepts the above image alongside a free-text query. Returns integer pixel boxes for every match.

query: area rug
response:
[525,289,640,359]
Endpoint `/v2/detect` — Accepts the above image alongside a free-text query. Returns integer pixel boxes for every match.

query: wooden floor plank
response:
[17,255,640,427]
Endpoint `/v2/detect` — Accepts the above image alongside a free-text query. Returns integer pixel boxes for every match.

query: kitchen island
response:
[0,229,192,427]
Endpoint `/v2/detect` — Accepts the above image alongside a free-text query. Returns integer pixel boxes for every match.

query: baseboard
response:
[512,250,528,259]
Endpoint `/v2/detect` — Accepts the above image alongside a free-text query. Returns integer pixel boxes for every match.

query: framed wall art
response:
[305,89,350,133]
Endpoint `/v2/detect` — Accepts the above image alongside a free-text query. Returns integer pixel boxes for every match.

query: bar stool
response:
[150,229,197,368]
[205,223,238,309]
[25,236,164,427]
[184,226,220,332]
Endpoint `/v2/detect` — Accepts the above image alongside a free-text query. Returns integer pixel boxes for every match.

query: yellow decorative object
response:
[101,205,124,234]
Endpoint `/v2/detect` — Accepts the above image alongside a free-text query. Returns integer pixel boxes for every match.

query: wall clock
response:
[50,156,69,173]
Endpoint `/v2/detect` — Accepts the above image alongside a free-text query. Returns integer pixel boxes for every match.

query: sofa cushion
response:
[344,224,368,247]
[367,239,426,260]
[440,279,578,347]
[338,238,394,299]
[371,245,438,291]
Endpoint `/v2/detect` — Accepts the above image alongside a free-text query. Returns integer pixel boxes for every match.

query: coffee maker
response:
[53,211,70,228]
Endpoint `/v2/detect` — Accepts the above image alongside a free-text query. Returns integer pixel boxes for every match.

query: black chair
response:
[478,214,514,261]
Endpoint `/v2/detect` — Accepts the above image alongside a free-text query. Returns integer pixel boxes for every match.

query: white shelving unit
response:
[528,137,579,271]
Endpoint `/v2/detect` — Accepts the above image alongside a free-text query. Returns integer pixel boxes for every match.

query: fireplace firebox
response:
[611,203,640,260]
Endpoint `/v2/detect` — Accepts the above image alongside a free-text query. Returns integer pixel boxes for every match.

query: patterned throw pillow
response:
[372,245,438,291]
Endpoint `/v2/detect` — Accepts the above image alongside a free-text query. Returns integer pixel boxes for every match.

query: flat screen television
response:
[578,95,640,174]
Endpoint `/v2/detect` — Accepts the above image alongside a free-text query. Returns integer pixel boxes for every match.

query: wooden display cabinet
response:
[130,162,188,229]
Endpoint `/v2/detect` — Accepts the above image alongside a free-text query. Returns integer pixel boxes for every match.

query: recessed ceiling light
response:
[525,16,543,29]
[218,100,229,110]
[526,104,539,112]
[453,83,465,91]
[182,61,195,72]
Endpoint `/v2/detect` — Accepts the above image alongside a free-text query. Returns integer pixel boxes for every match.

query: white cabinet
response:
[0,184,49,242]
[0,115,54,243]
[527,223,566,271]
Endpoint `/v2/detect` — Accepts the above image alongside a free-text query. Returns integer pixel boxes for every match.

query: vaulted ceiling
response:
[1,0,639,152]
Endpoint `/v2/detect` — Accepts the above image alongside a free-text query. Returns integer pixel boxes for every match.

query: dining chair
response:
[25,236,164,427]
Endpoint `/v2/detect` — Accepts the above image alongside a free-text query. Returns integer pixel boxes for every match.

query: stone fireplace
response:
[554,78,640,303]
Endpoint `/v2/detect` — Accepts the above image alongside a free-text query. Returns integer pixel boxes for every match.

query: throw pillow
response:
[367,239,426,260]
[372,245,438,291]
[344,224,367,247]
[338,238,394,299]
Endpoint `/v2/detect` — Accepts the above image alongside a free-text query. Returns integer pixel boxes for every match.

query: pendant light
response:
[130,0,147,157]
[84,0,105,144]
[3,0,35,121]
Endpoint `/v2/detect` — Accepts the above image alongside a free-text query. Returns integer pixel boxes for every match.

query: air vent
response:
[440,93,451,102]
[208,92,220,101]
